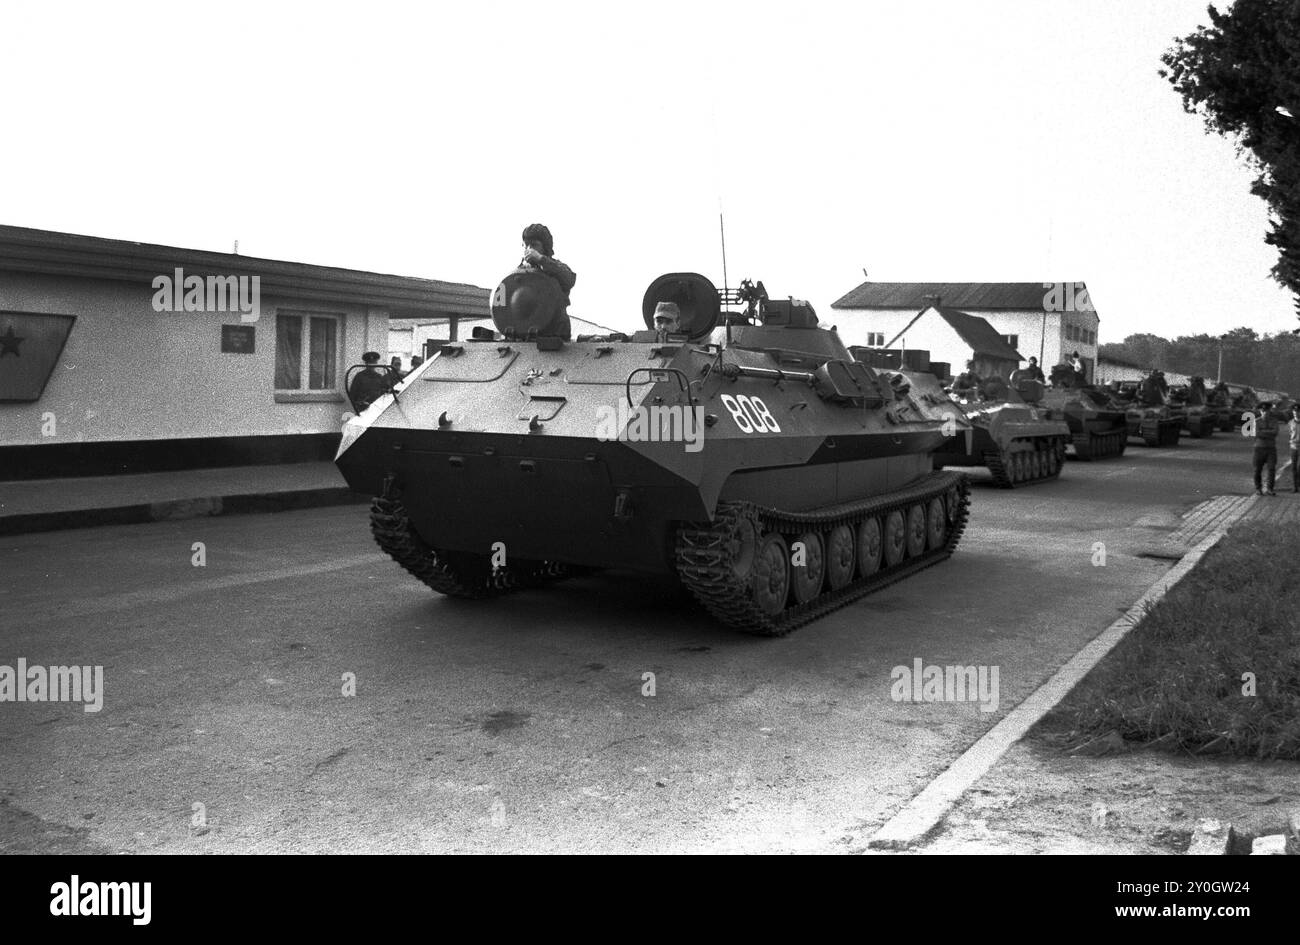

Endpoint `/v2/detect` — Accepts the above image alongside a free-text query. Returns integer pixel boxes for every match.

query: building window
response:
[1003,334,1019,349]
[276,312,340,391]
[866,332,885,347]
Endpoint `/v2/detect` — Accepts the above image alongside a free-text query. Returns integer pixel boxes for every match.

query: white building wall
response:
[0,270,385,447]
[873,311,972,370]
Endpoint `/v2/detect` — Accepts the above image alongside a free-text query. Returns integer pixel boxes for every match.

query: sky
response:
[1,0,1294,341]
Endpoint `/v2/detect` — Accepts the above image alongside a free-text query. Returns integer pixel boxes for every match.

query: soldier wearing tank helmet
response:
[518,223,577,338]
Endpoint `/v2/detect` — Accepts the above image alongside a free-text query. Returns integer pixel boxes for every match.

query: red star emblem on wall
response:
[0,325,25,358]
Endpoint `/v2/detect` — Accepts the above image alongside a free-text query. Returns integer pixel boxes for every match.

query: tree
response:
[1101,328,1300,393]
[1162,1,1300,323]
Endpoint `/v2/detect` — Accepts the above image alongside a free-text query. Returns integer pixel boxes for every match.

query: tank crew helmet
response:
[362,351,381,364]
[521,223,554,256]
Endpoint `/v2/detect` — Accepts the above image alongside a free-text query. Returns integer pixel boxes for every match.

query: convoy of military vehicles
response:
[335,269,1286,637]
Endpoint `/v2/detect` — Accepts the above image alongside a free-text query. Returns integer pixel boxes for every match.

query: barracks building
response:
[0,225,490,480]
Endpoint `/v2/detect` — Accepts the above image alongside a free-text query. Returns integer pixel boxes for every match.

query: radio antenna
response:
[720,212,731,345]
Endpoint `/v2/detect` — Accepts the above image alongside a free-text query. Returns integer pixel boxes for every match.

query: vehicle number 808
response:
[720,394,781,433]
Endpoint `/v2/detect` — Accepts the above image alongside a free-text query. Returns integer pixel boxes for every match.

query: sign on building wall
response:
[0,312,76,402]
[221,324,256,354]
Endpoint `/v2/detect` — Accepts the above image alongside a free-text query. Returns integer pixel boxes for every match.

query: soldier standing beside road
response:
[1251,400,1281,496]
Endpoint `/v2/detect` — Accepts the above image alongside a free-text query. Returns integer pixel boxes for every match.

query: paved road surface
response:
[0,432,1277,852]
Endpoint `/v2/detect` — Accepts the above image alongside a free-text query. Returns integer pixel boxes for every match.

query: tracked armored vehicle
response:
[1112,380,1183,447]
[1039,365,1128,460]
[917,375,1070,488]
[1217,383,1257,432]
[335,272,972,636]
[1168,378,1216,438]
[1206,382,1237,432]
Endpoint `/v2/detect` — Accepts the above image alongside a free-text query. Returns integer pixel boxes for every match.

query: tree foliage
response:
[1162,1,1300,320]
[1101,328,1300,392]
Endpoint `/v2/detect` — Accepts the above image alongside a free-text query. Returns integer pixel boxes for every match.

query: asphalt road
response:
[0,431,1277,853]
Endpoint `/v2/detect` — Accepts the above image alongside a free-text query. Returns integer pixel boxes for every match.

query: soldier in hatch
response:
[348,351,391,412]
[519,223,577,339]
[652,301,682,342]
[952,360,982,400]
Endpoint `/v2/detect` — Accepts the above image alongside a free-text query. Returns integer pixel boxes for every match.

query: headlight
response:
[336,415,368,458]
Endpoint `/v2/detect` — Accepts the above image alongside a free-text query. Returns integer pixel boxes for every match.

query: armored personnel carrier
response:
[1168,377,1216,438]
[1217,383,1257,432]
[1111,379,1183,447]
[335,272,972,636]
[1205,382,1236,432]
[917,375,1070,488]
[1039,365,1128,460]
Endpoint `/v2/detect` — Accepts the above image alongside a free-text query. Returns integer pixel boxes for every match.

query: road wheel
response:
[727,515,759,581]
[790,531,825,604]
[751,533,790,617]
[926,497,947,549]
[825,524,855,590]
[883,510,907,567]
[905,504,927,558]
[857,517,883,576]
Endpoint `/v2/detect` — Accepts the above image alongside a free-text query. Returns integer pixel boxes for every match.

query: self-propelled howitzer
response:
[335,271,972,636]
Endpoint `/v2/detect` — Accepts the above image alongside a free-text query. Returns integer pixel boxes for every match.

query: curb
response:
[0,487,368,537]
[863,524,1231,852]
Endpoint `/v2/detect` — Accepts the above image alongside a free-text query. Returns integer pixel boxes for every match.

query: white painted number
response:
[749,397,779,432]
[720,394,781,433]
[720,394,753,432]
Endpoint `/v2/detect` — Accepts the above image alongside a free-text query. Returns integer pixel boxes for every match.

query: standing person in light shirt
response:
[1289,404,1300,494]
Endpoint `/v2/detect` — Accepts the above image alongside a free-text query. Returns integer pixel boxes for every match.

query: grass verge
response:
[1042,522,1300,759]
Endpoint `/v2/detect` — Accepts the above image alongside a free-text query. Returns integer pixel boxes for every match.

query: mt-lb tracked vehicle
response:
[1111,378,1183,447]
[335,272,972,636]
[1040,365,1128,460]
[922,375,1070,488]
[1169,377,1217,438]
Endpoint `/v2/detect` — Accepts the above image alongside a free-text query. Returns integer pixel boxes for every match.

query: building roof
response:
[886,306,1022,361]
[0,224,492,319]
[389,315,489,329]
[832,281,1089,312]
